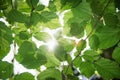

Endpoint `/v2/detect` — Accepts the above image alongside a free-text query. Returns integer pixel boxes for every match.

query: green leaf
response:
[66,74,79,80]
[71,1,92,21]
[90,0,115,15]
[38,45,60,67]
[76,39,86,53]
[26,0,39,9]
[7,9,28,23]
[82,50,100,62]
[18,31,31,40]
[0,21,13,60]
[95,27,120,49]
[37,68,62,80]
[14,72,34,80]
[70,22,84,38]
[89,34,99,50]
[104,13,119,28]
[54,45,67,61]
[35,4,45,11]
[115,0,120,10]
[58,38,75,52]
[0,61,13,79]
[112,47,120,63]
[33,32,52,42]
[79,61,95,78]
[0,0,8,10]
[94,58,120,79]
[61,0,82,10]
[16,41,47,69]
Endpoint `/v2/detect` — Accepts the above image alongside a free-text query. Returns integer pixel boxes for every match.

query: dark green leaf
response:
[0,61,13,79]
[7,9,28,23]
[89,34,99,50]
[112,47,120,63]
[16,41,47,69]
[0,0,8,10]
[35,4,45,11]
[61,0,82,10]
[66,74,79,80]
[70,22,84,38]
[94,58,120,79]
[14,72,34,80]
[18,31,31,40]
[37,68,62,80]
[26,0,39,9]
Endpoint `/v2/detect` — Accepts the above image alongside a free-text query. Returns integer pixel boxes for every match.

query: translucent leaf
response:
[17,0,31,12]
[0,61,13,79]
[95,27,120,49]
[37,68,62,80]
[79,61,95,78]
[33,32,52,42]
[0,21,13,60]
[14,72,34,80]
[76,39,86,53]
[58,38,75,52]
[7,9,28,23]
[54,45,67,61]
[94,58,120,79]
[16,41,47,69]
[89,34,99,50]
[112,47,120,63]
[38,45,60,67]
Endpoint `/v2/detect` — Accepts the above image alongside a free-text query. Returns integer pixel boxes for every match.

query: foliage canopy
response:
[0,0,120,80]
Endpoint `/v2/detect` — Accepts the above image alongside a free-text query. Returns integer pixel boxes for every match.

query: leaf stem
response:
[85,0,112,40]
[65,0,112,75]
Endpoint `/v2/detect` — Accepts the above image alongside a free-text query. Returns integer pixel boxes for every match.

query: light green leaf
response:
[0,61,13,79]
[76,39,86,53]
[58,38,75,52]
[38,45,60,67]
[112,47,120,63]
[7,9,28,23]
[0,21,13,60]
[54,45,67,61]
[16,41,47,69]
[14,72,34,80]
[66,74,79,80]
[94,58,120,79]
[82,50,100,62]
[95,27,120,49]
[33,32,52,42]
[80,61,95,78]
[37,68,62,80]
